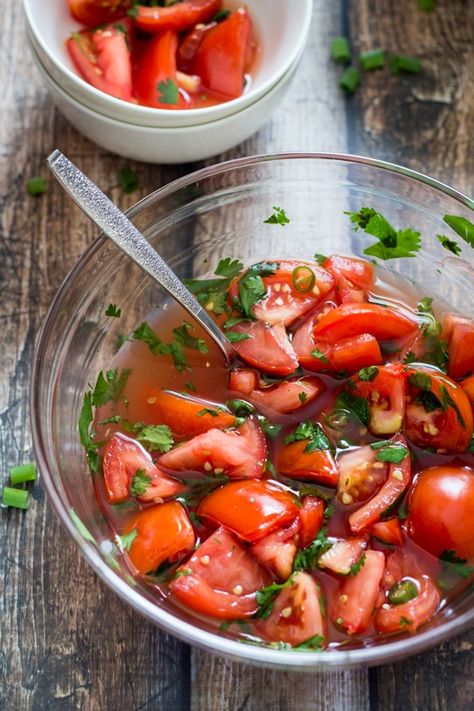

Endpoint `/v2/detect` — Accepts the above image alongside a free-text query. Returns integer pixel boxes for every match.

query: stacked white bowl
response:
[23,0,313,163]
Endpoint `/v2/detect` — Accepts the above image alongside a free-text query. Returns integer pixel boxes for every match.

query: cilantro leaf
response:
[299,392,308,404]
[293,529,331,572]
[136,424,174,453]
[183,257,244,315]
[370,441,408,463]
[257,415,282,440]
[105,303,121,318]
[214,257,244,279]
[184,381,197,392]
[439,550,473,579]
[348,552,367,577]
[254,577,294,619]
[335,388,369,426]
[129,469,152,496]
[157,78,179,105]
[78,391,99,473]
[91,368,131,407]
[118,528,137,552]
[294,634,325,651]
[172,321,209,354]
[133,321,171,356]
[226,331,251,343]
[314,254,327,265]
[443,214,474,249]
[237,262,278,318]
[311,348,330,364]
[133,320,205,371]
[284,421,331,453]
[196,408,219,417]
[437,234,461,256]
[358,366,379,382]
[346,207,422,260]
[263,206,290,226]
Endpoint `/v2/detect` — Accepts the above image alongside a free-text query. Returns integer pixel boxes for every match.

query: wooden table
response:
[1,1,473,709]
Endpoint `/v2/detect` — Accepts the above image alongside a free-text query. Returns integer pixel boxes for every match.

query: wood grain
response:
[0,0,473,710]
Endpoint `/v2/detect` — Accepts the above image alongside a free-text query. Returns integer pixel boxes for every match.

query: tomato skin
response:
[331,550,385,635]
[337,445,387,505]
[133,0,221,33]
[256,572,326,647]
[230,374,325,415]
[229,368,258,395]
[159,417,267,480]
[352,364,407,435]
[313,303,417,344]
[67,24,133,101]
[443,313,474,380]
[171,526,270,619]
[125,501,195,574]
[251,518,299,580]
[230,321,299,376]
[276,440,339,487]
[197,479,299,543]
[142,389,235,437]
[323,255,374,304]
[193,7,253,99]
[348,434,412,534]
[102,433,184,504]
[318,535,368,576]
[371,518,404,546]
[68,0,131,27]
[374,575,440,634]
[298,496,325,549]
[461,375,474,406]
[407,466,474,560]
[404,367,473,453]
[331,334,382,373]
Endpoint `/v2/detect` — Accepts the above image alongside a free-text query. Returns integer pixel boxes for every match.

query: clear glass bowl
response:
[31,154,474,670]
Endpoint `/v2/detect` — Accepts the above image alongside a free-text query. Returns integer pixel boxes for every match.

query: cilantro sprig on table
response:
[263,206,290,226]
[346,207,421,260]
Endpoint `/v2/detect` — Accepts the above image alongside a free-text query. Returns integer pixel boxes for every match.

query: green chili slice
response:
[292,266,316,293]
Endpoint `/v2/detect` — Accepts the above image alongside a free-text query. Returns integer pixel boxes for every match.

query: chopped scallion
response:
[27,177,46,196]
[10,463,36,485]
[2,486,29,509]
[340,67,361,94]
[390,55,422,75]
[360,49,385,71]
[331,37,351,64]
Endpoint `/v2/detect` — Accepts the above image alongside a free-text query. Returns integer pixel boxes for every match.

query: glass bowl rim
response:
[30,152,474,669]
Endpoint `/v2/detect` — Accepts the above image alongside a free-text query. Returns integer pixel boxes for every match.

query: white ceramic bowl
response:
[29,37,302,163]
[23,0,313,128]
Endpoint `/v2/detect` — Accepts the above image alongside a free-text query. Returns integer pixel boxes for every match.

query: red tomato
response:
[133,30,192,109]
[443,313,474,380]
[193,8,253,99]
[230,321,299,376]
[256,572,326,647]
[331,550,385,635]
[102,433,184,504]
[178,22,215,74]
[407,466,474,560]
[159,417,267,479]
[348,435,412,534]
[351,364,406,435]
[124,501,195,574]
[142,389,235,437]
[461,375,474,406]
[251,518,299,580]
[337,445,387,505]
[404,368,473,452]
[318,535,368,575]
[66,24,133,101]
[371,518,404,546]
[331,334,382,373]
[276,440,339,487]
[133,0,221,33]
[229,368,259,395]
[197,479,299,542]
[171,526,270,619]
[230,374,325,415]
[313,303,417,344]
[249,261,334,327]
[323,255,374,304]
[298,496,325,549]
[68,0,131,27]
[374,575,440,634]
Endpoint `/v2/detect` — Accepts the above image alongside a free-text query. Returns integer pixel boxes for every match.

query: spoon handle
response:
[47,150,233,362]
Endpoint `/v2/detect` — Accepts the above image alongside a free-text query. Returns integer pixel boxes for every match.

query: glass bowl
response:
[31,154,474,670]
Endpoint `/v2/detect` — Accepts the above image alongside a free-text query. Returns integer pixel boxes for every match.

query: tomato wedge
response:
[313,303,417,344]
[323,255,374,304]
[337,445,387,505]
[142,389,235,437]
[404,367,473,452]
[443,313,474,380]
[124,501,195,574]
[374,575,440,634]
[351,364,407,435]
[197,479,299,543]
[133,30,192,109]
[331,550,385,635]
[248,261,334,327]
[251,518,299,580]
[67,23,133,101]
[171,526,270,619]
[132,0,221,33]
[230,372,325,415]
[230,321,299,376]
[193,7,253,99]
[348,435,412,534]
[331,334,382,373]
[298,496,325,549]
[68,0,131,28]
[159,417,266,479]
[277,426,339,487]
[256,572,326,648]
[102,433,184,504]
[371,518,404,546]
[461,375,474,406]
[318,536,369,575]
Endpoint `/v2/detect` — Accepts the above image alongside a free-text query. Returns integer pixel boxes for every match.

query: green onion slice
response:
[292,266,316,293]
[10,463,36,485]
[2,486,29,509]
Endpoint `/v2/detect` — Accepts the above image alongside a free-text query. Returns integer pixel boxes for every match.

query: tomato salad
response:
[66,1,257,108]
[81,241,474,651]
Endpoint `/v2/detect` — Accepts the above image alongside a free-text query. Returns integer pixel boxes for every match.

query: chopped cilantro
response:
[136,424,174,453]
[98,414,122,425]
[324,503,335,519]
[222,316,246,330]
[214,257,246,279]
[115,333,128,352]
[212,8,231,21]
[184,381,197,392]
[254,577,294,619]
[172,321,208,354]
[157,78,179,105]
[227,399,254,417]
[443,214,474,249]
[294,634,325,651]
[129,469,152,497]
[299,392,308,404]
[172,568,192,580]
[257,415,282,439]
[105,303,121,318]
[196,408,219,417]
[226,331,251,343]
[183,257,243,315]
[437,234,461,256]
[314,254,327,265]
[439,549,473,579]
[311,348,330,364]
[370,441,409,463]
[118,528,137,552]
[346,207,422,260]
[348,552,367,577]
[237,262,278,318]
[408,371,432,391]
[117,167,139,194]
[78,392,99,473]
[177,475,229,508]
[399,616,413,627]
[91,368,131,407]
[284,421,331,453]
[133,320,205,371]
[335,388,369,426]
[293,529,331,571]
[358,366,379,382]
[263,206,290,226]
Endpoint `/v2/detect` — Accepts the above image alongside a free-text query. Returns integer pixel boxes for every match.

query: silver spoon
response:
[47,150,233,363]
